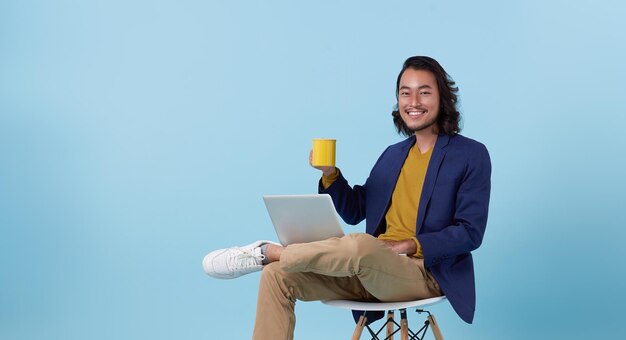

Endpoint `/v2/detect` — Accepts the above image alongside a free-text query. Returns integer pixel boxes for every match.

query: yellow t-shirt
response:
[377,144,432,258]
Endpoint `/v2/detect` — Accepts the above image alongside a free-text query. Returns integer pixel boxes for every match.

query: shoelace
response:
[228,248,266,271]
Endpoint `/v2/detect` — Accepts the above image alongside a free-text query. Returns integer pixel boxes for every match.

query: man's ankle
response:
[265,244,283,263]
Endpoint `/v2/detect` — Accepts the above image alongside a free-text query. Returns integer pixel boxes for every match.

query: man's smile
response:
[407,109,426,117]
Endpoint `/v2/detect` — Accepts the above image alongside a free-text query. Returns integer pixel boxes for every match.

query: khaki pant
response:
[252,233,442,340]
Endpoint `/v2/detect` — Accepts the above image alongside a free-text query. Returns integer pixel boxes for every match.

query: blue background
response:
[1,0,625,339]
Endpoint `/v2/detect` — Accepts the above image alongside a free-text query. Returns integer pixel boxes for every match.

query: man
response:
[203,56,491,339]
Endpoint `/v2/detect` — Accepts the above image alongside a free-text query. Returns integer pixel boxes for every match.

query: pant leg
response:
[252,262,377,340]
[280,233,442,301]
[253,233,442,340]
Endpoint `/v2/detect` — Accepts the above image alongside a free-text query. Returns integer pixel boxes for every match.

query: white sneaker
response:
[202,240,281,279]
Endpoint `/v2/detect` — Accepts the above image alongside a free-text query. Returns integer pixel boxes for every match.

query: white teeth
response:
[408,111,425,116]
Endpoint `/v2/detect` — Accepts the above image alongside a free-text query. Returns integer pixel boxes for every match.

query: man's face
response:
[397,68,440,135]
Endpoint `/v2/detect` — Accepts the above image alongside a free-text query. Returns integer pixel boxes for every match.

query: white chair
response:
[321,296,446,340]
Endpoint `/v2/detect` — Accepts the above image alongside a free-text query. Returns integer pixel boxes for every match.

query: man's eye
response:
[401,92,409,96]
[420,92,431,95]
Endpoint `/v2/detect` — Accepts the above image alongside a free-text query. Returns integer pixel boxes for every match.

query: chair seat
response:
[321,296,447,311]
[322,296,447,340]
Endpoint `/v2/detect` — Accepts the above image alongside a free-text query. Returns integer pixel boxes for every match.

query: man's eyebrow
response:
[399,84,433,90]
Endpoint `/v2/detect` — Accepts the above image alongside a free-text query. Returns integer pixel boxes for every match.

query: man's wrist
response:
[322,168,337,177]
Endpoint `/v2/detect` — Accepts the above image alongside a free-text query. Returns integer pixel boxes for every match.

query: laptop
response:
[262,194,345,246]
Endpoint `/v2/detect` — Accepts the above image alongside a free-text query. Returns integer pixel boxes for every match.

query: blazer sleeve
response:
[318,170,367,225]
[318,146,392,226]
[418,144,492,267]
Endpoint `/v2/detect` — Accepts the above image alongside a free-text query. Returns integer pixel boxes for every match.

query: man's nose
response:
[410,93,421,106]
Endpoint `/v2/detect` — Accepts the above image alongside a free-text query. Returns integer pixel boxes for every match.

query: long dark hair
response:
[392,56,461,137]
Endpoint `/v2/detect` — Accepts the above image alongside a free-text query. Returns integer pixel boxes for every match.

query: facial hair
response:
[407,113,438,134]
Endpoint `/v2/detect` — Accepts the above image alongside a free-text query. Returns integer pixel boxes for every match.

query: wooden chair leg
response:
[352,315,367,340]
[428,314,444,340]
[400,309,408,340]
[386,310,395,339]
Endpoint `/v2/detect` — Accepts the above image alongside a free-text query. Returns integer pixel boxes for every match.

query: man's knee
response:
[260,262,297,286]
[260,262,284,280]
[347,233,376,242]
[343,233,380,257]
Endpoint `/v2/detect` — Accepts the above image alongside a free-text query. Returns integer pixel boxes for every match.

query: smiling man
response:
[203,56,492,339]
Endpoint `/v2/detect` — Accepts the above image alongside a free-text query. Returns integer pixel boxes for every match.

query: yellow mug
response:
[312,139,336,167]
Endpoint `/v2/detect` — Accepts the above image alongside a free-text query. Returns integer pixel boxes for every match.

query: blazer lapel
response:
[386,138,415,198]
[416,134,449,234]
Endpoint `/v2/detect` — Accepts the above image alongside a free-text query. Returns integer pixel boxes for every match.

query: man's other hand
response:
[379,239,417,256]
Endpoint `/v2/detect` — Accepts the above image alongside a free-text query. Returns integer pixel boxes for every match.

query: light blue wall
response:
[1,0,625,338]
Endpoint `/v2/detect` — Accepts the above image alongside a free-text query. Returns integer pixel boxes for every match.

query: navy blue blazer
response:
[319,134,491,324]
